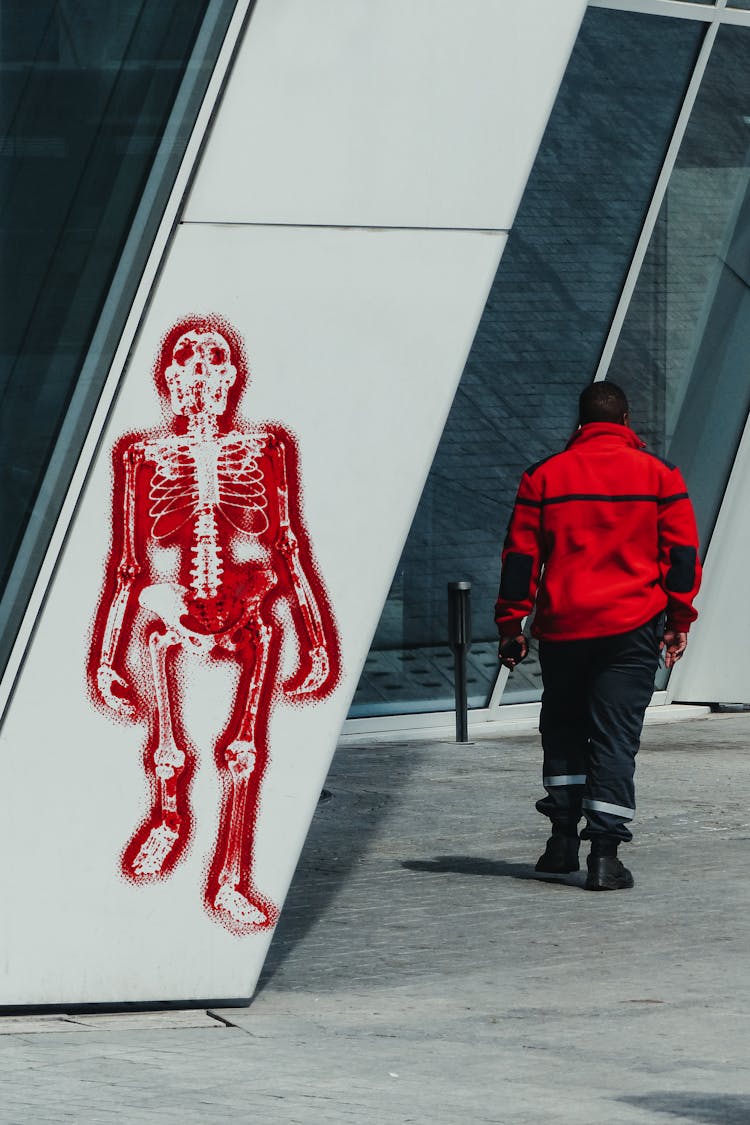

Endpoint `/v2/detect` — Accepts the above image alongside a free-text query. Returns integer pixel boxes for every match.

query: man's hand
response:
[661,630,687,669]
[498,634,528,670]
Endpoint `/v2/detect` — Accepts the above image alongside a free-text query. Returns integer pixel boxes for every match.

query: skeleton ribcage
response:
[216,437,269,534]
[148,436,269,542]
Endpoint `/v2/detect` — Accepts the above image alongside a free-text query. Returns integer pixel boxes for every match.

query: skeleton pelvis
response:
[140,572,277,638]
[183,589,253,635]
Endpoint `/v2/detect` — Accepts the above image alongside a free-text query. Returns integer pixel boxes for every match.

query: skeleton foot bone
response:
[131,823,180,877]
[214,884,269,929]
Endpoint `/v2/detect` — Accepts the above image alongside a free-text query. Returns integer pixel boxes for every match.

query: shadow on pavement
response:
[401,855,585,888]
[619,1093,750,1124]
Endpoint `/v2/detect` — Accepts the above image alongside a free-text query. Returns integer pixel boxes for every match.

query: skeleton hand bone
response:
[285,645,330,698]
[97,664,136,719]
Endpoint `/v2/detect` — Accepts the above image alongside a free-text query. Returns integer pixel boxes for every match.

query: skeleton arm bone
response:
[97,441,146,716]
[269,435,331,696]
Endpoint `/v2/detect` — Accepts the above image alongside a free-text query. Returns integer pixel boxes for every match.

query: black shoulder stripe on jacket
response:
[525,452,559,478]
[639,448,677,471]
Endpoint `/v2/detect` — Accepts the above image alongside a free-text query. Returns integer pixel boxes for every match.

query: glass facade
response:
[349,9,703,718]
[4,1,750,725]
[0,0,238,678]
[607,26,750,559]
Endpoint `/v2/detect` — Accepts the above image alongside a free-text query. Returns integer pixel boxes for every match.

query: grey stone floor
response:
[1,711,750,1124]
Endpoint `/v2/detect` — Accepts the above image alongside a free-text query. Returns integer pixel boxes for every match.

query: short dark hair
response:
[578,382,629,425]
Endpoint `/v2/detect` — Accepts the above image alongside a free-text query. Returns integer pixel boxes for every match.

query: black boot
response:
[535,824,580,874]
[585,840,634,891]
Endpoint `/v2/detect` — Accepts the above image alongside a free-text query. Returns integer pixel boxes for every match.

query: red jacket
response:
[494,423,701,641]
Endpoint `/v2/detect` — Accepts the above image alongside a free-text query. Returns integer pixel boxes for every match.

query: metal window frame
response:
[342,691,675,740]
[589,0,735,20]
[593,13,724,382]
[590,0,750,24]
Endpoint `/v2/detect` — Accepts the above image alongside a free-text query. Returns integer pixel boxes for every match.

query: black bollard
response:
[448,581,472,742]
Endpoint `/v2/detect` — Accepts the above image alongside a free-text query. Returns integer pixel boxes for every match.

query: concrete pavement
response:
[1,710,749,1123]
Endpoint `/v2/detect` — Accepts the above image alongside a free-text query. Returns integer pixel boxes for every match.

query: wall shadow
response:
[256,740,427,992]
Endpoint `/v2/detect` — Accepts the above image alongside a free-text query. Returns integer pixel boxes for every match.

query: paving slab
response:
[1,711,749,1123]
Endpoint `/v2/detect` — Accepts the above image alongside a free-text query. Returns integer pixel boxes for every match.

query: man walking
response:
[495,382,701,891]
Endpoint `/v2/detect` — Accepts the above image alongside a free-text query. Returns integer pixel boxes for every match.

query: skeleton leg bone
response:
[131,626,186,878]
[213,619,274,928]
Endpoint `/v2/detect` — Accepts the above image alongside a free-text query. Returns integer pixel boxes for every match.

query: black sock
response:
[590,839,618,858]
[551,820,579,839]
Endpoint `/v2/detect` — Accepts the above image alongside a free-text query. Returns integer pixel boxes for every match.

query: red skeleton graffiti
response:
[89,317,340,934]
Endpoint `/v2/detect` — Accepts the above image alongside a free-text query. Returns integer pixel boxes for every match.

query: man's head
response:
[578,382,629,427]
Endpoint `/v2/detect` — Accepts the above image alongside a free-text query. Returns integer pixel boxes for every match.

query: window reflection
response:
[349,9,702,718]
[0,0,237,680]
[607,26,750,561]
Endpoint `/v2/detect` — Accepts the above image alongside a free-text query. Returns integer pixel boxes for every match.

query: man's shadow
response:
[401,855,585,888]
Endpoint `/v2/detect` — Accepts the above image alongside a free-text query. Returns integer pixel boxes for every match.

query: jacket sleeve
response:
[657,466,702,632]
[494,469,544,637]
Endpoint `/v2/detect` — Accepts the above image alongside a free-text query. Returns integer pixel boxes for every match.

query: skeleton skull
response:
[164,331,237,418]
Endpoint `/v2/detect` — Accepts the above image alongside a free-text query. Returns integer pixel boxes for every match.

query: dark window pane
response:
[607,26,750,561]
[350,9,703,718]
[0,0,238,676]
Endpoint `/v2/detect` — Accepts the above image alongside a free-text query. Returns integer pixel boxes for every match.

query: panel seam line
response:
[180,221,509,234]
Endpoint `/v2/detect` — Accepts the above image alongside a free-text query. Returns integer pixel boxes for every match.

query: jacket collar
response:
[566,422,646,451]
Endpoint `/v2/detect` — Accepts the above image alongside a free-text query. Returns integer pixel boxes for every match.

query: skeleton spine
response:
[192,506,223,598]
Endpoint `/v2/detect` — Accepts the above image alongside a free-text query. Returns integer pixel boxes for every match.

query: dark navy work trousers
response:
[536,616,661,843]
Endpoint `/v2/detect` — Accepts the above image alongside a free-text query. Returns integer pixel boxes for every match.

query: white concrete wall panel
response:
[668,413,750,706]
[185,0,587,230]
[0,0,585,1004]
[0,225,504,1004]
